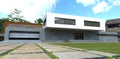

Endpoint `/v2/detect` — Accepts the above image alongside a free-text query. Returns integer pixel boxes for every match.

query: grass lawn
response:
[52,42,120,54]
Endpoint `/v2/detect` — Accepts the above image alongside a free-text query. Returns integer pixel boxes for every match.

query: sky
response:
[0,0,120,22]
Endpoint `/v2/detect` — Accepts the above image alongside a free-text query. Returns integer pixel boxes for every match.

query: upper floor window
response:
[55,17,76,25]
[84,21,100,27]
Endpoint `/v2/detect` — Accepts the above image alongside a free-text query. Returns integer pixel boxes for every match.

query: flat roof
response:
[4,21,42,28]
[106,18,120,24]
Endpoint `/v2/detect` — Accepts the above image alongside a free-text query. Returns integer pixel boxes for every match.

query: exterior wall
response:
[44,13,105,31]
[98,31,118,42]
[43,29,118,42]
[43,29,99,42]
[4,21,43,42]
[4,27,43,42]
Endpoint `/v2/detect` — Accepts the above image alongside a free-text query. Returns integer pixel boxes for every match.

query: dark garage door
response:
[9,31,40,40]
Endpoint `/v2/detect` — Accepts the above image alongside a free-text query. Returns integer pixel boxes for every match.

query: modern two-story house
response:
[42,13,118,42]
[4,13,118,42]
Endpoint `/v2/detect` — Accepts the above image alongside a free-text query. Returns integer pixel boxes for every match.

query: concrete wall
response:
[43,29,118,42]
[4,27,43,42]
[43,29,99,42]
[98,32,118,42]
[4,26,119,42]
[98,31,118,42]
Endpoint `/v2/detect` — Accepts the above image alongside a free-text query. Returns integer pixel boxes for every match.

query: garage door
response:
[9,31,40,40]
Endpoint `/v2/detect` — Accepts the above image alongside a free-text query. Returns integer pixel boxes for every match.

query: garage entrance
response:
[9,31,40,40]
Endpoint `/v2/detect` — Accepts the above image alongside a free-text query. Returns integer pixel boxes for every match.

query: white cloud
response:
[76,0,96,6]
[93,1,111,14]
[0,0,56,22]
[76,0,120,14]
[113,0,120,6]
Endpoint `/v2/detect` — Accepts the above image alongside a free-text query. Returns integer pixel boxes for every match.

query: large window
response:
[55,17,76,25]
[74,33,84,40]
[84,21,100,27]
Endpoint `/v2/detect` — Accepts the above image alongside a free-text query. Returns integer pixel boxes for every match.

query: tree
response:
[8,8,29,22]
[34,18,43,24]
[0,9,30,33]
[0,18,9,33]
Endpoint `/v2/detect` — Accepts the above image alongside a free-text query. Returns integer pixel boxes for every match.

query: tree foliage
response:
[8,9,29,22]
[34,18,43,24]
[0,8,30,33]
[0,18,9,33]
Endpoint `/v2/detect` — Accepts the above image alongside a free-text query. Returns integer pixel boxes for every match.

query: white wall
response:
[44,13,105,31]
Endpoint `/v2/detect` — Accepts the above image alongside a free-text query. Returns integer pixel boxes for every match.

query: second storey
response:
[43,13,105,31]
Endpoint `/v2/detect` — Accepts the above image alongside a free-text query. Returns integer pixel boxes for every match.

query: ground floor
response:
[43,29,118,42]
[3,27,119,42]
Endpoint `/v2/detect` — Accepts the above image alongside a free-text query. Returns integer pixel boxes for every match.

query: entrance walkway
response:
[0,43,51,59]
[38,43,104,59]
[0,43,119,59]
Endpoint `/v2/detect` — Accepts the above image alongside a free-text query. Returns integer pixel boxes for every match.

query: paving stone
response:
[87,50,120,57]
[0,43,24,55]
[1,43,51,59]
[39,43,104,59]
[53,51,104,59]
[39,44,76,52]
[2,53,51,59]
[1,43,119,59]
[10,43,43,54]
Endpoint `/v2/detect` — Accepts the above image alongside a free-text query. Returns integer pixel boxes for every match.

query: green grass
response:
[52,42,120,54]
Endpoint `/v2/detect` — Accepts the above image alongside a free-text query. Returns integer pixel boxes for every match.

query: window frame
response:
[55,17,76,25]
[84,20,100,27]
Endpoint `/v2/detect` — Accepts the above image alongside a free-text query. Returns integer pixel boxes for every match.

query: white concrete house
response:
[4,13,118,42]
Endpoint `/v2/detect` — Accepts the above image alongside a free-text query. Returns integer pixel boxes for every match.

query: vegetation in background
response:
[0,8,44,33]
[34,18,43,24]
[0,18,9,34]
[52,42,120,54]
[0,9,30,33]
[7,9,29,23]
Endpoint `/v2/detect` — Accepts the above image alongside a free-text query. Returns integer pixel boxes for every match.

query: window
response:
[74,33,84,40]
[55,17,76,25]
[107,24,120,28]
[84,21,100,27]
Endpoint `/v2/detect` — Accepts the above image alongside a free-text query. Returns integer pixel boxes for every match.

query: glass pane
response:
[84,21,100,27]
[55,17,76,25]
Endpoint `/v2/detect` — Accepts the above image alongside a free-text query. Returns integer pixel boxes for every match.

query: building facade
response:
[3,13,119,42]
[4,21,43,42]
[42,13,118,42]
[106,18,120,41]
